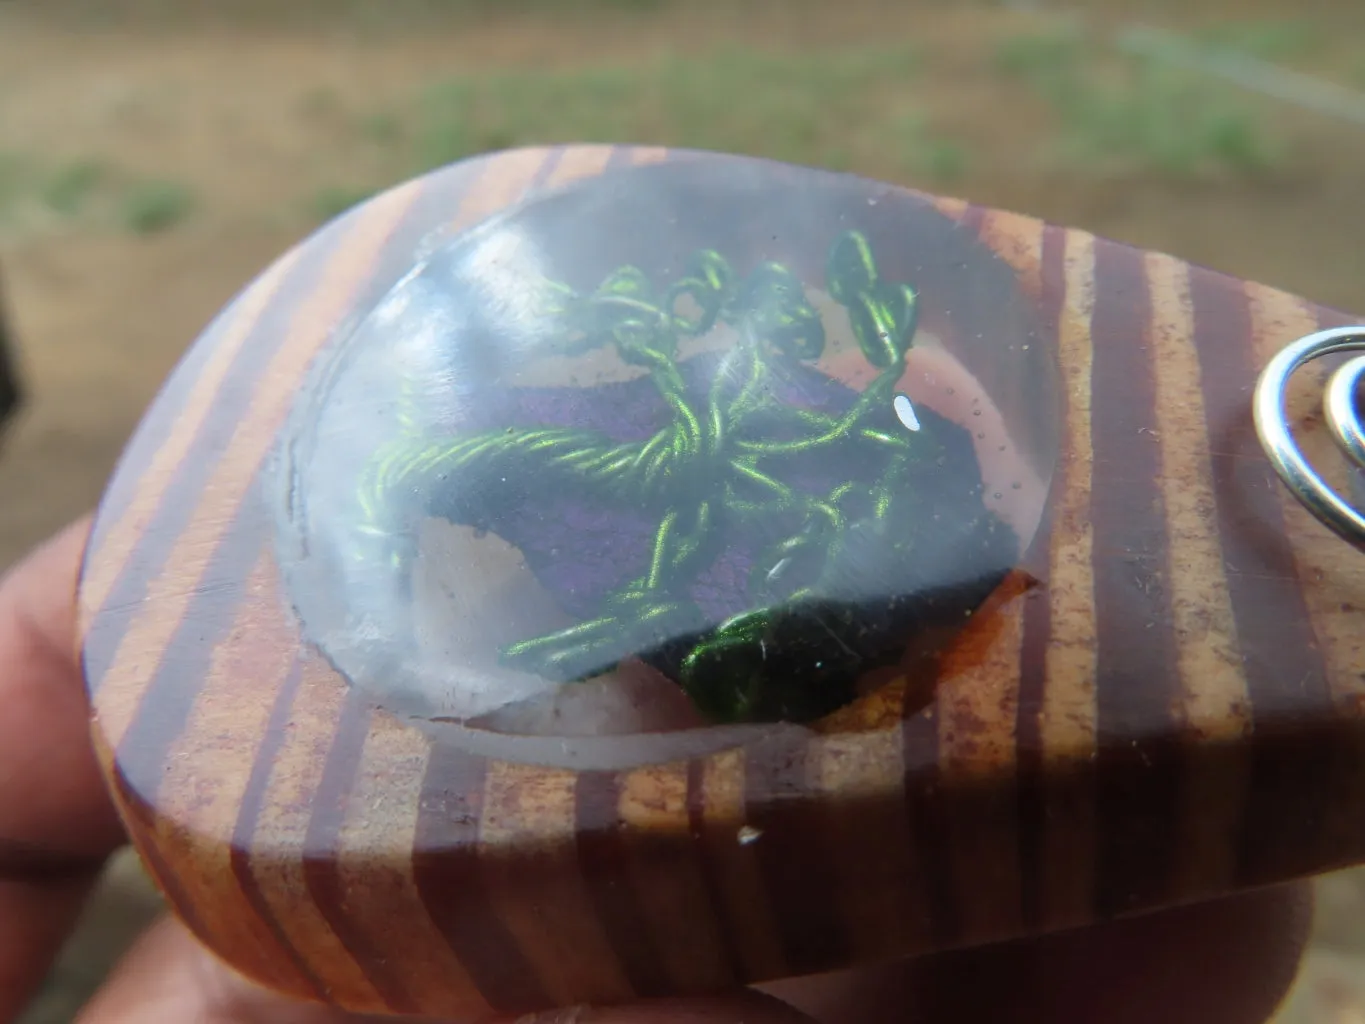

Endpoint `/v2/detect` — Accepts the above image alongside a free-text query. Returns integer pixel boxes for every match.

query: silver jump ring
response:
[1254,326,1365,550]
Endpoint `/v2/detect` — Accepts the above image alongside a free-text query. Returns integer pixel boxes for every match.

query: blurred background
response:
[3,0,1365,1020]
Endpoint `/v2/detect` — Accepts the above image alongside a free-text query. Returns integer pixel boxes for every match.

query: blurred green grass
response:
[312,43,962,213]
[31,0,709,31]
[39,160,108,216]
[295,33,1301,227]
[0,21,1305,239]
[415,45,923,167]
[119,180,194,234]
[0,154,196,235]
[1194,18,1323,61]
[994,27,1279,177]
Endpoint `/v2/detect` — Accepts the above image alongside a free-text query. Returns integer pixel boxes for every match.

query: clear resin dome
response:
[272,155,1059,767]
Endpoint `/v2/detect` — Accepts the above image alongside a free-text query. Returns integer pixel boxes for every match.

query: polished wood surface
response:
[77,144,1365,1019]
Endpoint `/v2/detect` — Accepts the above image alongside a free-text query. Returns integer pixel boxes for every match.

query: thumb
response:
[74,914,821,1024]
[75,915,387,1024]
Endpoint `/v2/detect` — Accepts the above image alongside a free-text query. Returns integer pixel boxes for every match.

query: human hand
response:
[0,518,1314,1023]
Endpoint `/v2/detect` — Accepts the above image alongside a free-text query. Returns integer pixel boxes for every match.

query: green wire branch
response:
[352,230,932,722]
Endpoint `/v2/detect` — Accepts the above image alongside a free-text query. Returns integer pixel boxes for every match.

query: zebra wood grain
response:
[78,144,1365,1020]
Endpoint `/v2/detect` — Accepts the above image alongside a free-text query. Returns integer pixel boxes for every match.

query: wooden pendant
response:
[77,144,1365,1020]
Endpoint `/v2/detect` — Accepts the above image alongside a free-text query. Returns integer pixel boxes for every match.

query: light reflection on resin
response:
[273,156,1059,768]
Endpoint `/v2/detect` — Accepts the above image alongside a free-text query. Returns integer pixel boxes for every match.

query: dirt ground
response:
[3,1,1365,1020]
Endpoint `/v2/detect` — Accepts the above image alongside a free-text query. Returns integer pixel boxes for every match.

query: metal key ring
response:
[1254,326,1365,549]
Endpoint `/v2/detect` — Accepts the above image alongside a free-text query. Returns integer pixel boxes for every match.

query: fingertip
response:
[1035,882,1314,1024]
[3,513,91,660]
[0,518,121,1019]
[761,882,1313,1024]
[0,514,123,862]
[77,915,821,1024]
[76,916,361,1023]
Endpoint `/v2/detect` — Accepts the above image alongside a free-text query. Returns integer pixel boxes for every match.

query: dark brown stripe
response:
[108,500,270,805]
[101,153,562,1016]
[1015,588,1052,933]
[958,202,987,235]
[1189,269,1335,885]
[1015,223,1071,931]
[91,157,491,537]
[529,145,567,187]
[110,770,223,975]
[301,689,418,1013]
[574,770,672,998]
[604,145,638,171]
[98,160,506,802]
[89,152,562,706]
[84,178,444,696]
[903,698,956,945]
[229,658,328,1002]
[683,758,750,984]
[91,309,246,542]
[748,732,849,973]
[80,238,327,697]
[413,744,549,1015]
[1087,237,1183,918]
[904,187,1025,947]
